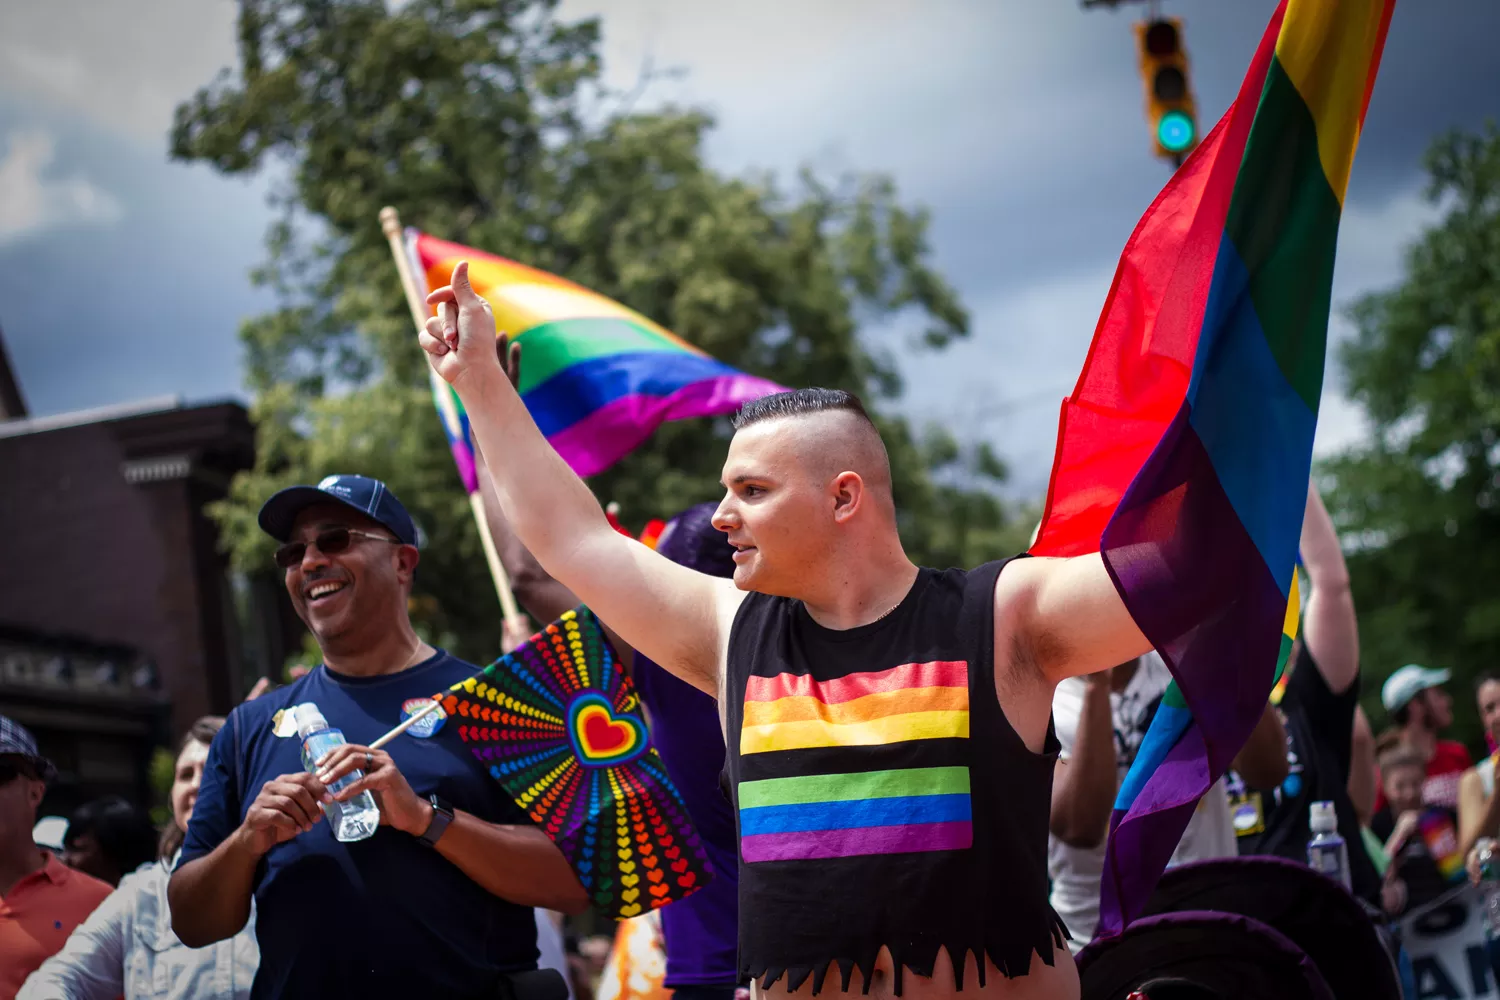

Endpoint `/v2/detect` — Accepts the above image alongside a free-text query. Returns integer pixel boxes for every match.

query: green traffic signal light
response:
[1157,110,1196,153]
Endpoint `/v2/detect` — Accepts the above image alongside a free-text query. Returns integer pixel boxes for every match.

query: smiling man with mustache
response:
[167,475,587,1000]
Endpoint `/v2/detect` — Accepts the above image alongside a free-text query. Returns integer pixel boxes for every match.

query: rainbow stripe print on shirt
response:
[738,660,972,862]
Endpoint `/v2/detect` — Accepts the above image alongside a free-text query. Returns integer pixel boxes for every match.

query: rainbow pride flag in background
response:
[408,232,784,478]
[1030,0,1394,934]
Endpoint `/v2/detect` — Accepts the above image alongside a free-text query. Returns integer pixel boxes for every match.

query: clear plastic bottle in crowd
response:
[1476,838,1500,937]
[293,704,380,842]
[1306,799,1351,891]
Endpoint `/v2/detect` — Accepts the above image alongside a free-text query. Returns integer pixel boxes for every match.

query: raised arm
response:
[422,263,739,696]
[997,553,1151,685]
[1299,484,1359,694]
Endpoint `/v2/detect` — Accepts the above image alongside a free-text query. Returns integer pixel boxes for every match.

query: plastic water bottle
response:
[1476,838,1500,937]
[1306,800,1351,890]
[293,705,380,842]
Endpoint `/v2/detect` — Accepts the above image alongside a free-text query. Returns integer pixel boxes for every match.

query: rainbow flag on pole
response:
[1030,0,1393,934]
[408,232,784,478]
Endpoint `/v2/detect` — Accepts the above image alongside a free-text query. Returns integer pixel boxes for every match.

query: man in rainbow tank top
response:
[420,262,1168,1000]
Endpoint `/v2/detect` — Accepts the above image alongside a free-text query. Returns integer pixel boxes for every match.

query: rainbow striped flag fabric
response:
[1029,0,1393,934]
[737,660,973,862]
[407,231,784,478]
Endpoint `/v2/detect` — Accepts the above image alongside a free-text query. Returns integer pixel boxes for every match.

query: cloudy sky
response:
[1,0,1495,496]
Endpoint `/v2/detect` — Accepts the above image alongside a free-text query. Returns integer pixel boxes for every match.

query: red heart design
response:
[647,869,665,884]
[665,847,680,859]
[677,873,696,888]
[671,858,688,873]
[649,883,670,897]
[642,855,658,869]
[659,834,675,848]
[634,822,646,833]
[580,708,633,756]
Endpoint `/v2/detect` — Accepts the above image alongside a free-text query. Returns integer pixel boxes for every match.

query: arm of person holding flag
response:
[421,262,738,697]
[471,335,636,668]
[999,554,1153,685]
[1299,483,1359,694]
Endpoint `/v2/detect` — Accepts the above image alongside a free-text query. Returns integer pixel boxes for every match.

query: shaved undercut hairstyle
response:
[732,388,876,431]
[732,388,895,509]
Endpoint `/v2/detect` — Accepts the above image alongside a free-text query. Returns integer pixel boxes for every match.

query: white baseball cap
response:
[1381,664,1452,713]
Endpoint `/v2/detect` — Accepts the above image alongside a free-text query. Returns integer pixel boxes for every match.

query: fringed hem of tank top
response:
[744,915,1070,997]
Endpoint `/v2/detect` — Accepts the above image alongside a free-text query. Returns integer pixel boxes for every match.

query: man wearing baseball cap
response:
[168,475,587,1000]
[0,716,112,998]
[1381,664,1471,812]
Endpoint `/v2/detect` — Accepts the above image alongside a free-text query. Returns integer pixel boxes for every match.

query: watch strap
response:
[418,794,454,847]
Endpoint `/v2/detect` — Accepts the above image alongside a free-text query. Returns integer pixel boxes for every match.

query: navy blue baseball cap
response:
[257,474,419,545]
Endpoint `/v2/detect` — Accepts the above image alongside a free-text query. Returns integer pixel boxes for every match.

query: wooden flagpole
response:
[379,206,525,634]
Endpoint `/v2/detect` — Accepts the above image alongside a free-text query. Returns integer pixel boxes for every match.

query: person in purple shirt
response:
[483,487,741,1000]
[477,409,740,998]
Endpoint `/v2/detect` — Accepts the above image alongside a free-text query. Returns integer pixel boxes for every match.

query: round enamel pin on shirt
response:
[271,704,313,738]
[400,698,447,738]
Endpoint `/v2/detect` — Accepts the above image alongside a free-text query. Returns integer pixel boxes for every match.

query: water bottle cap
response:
[292,704,331,739]
[1309,800,1337,833]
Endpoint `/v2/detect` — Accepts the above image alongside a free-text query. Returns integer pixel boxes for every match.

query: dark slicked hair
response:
[732,388,875,431]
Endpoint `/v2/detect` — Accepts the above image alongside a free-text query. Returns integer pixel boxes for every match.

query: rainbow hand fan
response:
[437,607,711,918]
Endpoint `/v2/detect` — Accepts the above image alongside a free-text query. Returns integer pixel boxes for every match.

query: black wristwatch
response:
[418,794,454,848]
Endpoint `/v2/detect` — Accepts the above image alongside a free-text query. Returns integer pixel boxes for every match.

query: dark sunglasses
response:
[274,527,403,569]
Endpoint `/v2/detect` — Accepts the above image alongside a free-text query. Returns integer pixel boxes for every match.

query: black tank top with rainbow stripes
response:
[722,559,1066,994]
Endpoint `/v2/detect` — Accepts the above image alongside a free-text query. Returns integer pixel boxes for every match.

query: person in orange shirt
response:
[0,716,112,1000]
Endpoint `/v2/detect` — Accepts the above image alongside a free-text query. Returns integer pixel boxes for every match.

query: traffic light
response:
[1135,17,1198,162]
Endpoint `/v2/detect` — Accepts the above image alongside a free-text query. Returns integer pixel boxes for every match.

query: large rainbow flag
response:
[407,231,784,478]
[1030,0,1393,934]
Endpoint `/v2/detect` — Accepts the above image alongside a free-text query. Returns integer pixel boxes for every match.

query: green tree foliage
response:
[1323,123,1500,746]
[174,0,1032,663]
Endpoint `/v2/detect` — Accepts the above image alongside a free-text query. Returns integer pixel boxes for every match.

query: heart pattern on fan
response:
[569,692,647,767]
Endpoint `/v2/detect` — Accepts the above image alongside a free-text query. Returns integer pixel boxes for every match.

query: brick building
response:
[0,329,298,815]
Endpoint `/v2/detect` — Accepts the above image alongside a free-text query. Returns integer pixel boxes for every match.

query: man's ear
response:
[396,544,421,585]
[26,778,45,811]
[830,471,865,524]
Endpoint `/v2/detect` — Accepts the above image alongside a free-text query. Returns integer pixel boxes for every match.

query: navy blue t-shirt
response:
[178,652,539,999]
